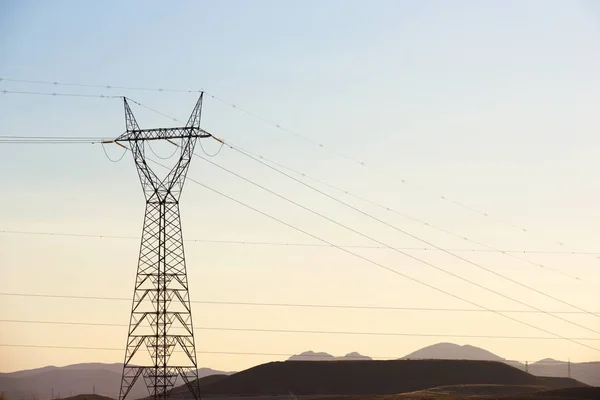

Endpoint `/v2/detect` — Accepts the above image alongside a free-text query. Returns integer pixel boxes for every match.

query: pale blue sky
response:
[1,0,600,372]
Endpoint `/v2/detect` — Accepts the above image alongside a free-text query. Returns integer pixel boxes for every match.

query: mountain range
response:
[0,364,230,400]
[287,343,599,387]
[288,350,373,361]
[1,343,598,399]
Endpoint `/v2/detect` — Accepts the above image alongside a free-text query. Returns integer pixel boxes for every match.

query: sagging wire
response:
[101,140,128,163]
[148,140,179,160]
[198,136,224,157]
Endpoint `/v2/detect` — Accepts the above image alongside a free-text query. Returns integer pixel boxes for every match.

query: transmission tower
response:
[115,94,209,400]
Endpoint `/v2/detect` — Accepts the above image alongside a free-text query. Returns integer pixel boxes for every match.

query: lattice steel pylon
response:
[114,94,209,400]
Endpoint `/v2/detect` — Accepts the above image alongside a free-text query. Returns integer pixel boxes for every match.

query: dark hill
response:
[318,385,600,400]
[196,374,228,386]
[529,386,600,399]
[536,377,589,389]
[198,360,545,395]
[156,375,229,399]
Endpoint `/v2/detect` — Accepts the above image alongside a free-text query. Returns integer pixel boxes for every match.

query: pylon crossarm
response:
[115,127,211,142]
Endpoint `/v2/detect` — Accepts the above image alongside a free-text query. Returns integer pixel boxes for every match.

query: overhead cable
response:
[182,143,600,335]
[1,77,588,259]
[223,141,600,282]
[0,343,585,365]
[213,140,600,316]
[1,229,598,256]
[0,292,598,315]
[142,154,600,352]
[4,319,598,341]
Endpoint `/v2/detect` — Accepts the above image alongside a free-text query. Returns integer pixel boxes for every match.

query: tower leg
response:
[119,201,201,400]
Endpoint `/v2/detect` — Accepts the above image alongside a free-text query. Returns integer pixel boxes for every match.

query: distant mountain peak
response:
[342,352,372,360]
[287,351,372,361]
[401,343,505,361]
[534,358,564,364]
[345,352,363,357]
[288,351,335,361]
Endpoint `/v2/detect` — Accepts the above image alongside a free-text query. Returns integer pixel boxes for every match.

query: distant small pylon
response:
[525,361,528,373]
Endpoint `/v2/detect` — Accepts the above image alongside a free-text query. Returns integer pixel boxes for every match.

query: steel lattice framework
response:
[115,94,210,400]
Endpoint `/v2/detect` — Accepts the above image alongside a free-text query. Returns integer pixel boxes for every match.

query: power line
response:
[213,142,600,316]
[0,142,98,145]
[4,93,599,352]
[221,141,600,280]
[182,143,600,336]
[0,78,202,94]
[2,229,599,256]
[0,89,120,99]
[0,343,585,365]
[0,136,108,139]
[1,292,598,315]
[195,95,598,261]
[5,319,598,341]
[121,97,597,293]
[0,139,102,144]
[3,79,595,277]
[0,344,326,359]
[125,97,185,123]
[143,154,600,353]
[0,135,110,145]
[5,102,593,350]
[1,77,588,259]
[99,129,600,352]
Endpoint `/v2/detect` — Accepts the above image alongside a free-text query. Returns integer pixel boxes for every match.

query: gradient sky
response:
[1,0,600,373]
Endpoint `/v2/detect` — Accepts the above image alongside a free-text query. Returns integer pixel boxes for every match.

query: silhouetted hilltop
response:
[288,351,335,361]
[287,350,372,361]
[401,342,505,361]
[534,358,564,365]
[343,351,372,360]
